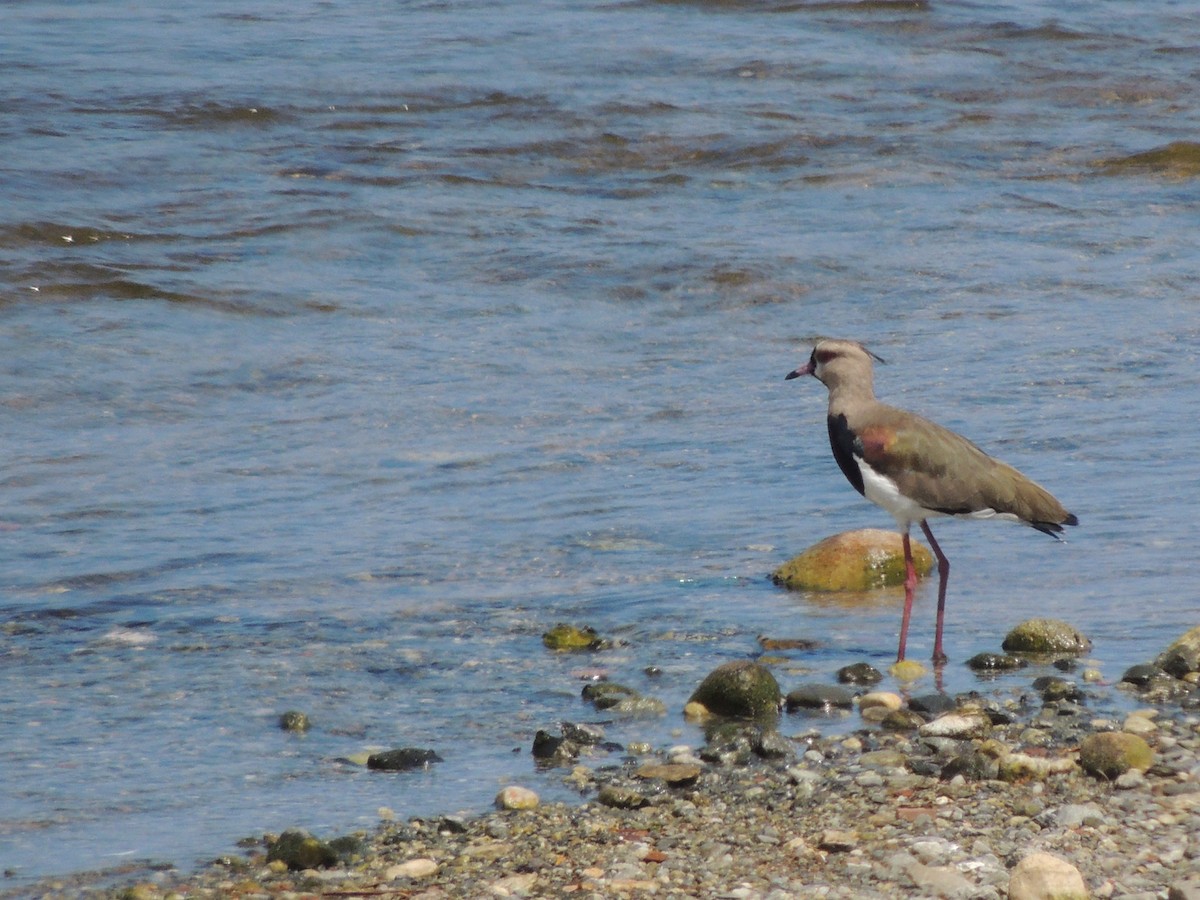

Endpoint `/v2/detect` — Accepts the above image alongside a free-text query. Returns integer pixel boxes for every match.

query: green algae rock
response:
[267,829,339,870]
[278,710,310,732]
[772,529,933,592]
[1097,141,1200,177]
[1001,619,1091,655]
[1078,732,1154,780]
[687,660,781,719]
[542,623,605,651]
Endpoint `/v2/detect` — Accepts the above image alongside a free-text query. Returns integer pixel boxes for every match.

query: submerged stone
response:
[1033,675,1084,703]
[838,661,883,685]
[367,748,443,771]
[687,660,782,719]
[1096,141,1200,177]
[278,710,311,732]
[608,695,667,716]
[889,659,927,682]
[757,635,821,651]
[785,683,855,712]
[772,528,932,592]
[967,652,1027,672]
[581,682,639,708]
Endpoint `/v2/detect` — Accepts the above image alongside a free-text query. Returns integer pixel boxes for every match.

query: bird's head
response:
[786,339,884,394]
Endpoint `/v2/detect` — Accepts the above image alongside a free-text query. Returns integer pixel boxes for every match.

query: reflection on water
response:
[2,0,1200,884]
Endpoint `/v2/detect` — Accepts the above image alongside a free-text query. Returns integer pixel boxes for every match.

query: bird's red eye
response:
[816,349,838,364]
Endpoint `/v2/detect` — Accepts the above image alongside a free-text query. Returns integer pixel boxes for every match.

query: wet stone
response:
[542,623,606,651]
[908,693,957,716]
[635,763,703,786]
[1121,663,1164,686]
[597,784,648,809]
[559,721,606,745]
[367,748,442,771]
[1002,618,1092,655]
[688,660,782,719]
[837,661,883,685]
[967,652,1027,672]
[278,710,311,732]
[919,711,992,740]
[785,683,855,712]
[1033,676,1084,703]
[1079,732,1154,779]
[773,528,933,591]
[882,709,927,731]
[267,830,339,871]
[581,682,638,708]
[941,750,1000,782]
[495,786,540,810]
[757,635,820,652]
[1156,625,1200,679]
[752,727,795,760]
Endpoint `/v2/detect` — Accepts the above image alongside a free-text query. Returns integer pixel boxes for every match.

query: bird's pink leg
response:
[920,520,950,664]
[897,529,917,662]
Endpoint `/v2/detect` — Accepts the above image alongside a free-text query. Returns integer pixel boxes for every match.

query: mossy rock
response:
[687,660,781,719]
[772,529,932,591]
[581,682,639,708]
[1001,619,1091,655]
[1154,624,1200,679]
[267,829,339,870]
[278,710,310,732]
[1078,732,1154,780]
[542,623,606,651]
[966,652,1027,672]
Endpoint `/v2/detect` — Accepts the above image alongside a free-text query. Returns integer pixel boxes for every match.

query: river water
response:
[2,0,1199,885]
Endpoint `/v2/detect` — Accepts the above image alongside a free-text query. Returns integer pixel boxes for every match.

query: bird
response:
[786,338,1077,664]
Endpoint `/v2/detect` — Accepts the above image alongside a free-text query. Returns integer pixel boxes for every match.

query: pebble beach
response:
[16,626,1200,900]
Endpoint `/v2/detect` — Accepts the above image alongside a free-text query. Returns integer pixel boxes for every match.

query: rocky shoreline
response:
[11,624,1200,900]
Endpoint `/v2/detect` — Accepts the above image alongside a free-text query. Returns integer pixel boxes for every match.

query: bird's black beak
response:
[785,361,814,381]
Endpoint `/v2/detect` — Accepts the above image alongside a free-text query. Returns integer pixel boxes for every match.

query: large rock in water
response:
[1001,618,1092,655]
[1155,624,1200,679]
[687,661,781,719]
[772,529,932,591]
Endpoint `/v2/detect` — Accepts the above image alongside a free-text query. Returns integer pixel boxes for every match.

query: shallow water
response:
[2,0,1200,884]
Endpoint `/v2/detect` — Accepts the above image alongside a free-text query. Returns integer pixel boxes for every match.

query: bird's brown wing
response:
[856,406,1074,531]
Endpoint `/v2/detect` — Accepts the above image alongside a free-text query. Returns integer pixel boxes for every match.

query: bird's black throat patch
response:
[827,413,865,496]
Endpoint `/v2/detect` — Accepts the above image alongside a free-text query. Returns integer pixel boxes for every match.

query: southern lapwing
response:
[786,339,1077,663]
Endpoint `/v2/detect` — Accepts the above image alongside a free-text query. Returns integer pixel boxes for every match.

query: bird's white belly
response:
[857,457,936,528]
